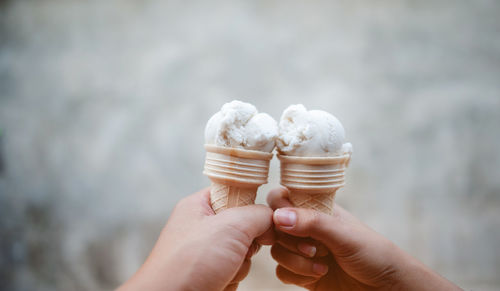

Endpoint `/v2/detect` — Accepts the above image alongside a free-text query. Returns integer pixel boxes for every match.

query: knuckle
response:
[231,260,251,283]
[174,196,189,210]
[267,188,288,208]
[270,244,282,261]
[296,258,317,276]
[277,265,316,286]
[271,244,291,264]
[276,266,292,284]
[267,189,279,203]
[315,243,330,257]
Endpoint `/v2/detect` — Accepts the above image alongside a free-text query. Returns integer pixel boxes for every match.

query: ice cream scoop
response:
[205,100,278,152]
[203,100,277,213]
[276,104,352,215]
[277,104,351,157]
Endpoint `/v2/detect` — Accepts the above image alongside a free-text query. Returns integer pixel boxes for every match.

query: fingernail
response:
[297,243,316,258]
[274,209,297,227]
[313,263,329,275]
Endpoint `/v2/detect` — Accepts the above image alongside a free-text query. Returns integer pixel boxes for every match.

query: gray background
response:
[1,0,500,290]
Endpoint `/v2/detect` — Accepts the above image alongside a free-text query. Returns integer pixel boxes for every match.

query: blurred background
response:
[1,0,500,290]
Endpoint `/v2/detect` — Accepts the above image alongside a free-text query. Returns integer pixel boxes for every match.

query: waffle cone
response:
[288,190,337,215]
[204,144,273,214]
[278,153,351,215]
[209,182,257,214]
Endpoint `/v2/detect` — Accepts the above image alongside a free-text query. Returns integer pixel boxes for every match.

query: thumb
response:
[273,206,361,255]
[214,204,274,245]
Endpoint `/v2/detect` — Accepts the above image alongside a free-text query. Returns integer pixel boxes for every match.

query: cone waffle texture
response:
[204,144,272,214]
[288,191,336,214]
[278,153,351,215]
[210,182,257,214]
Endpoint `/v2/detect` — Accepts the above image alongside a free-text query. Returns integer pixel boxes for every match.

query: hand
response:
[118,188,274,291]
[267,187,462,290]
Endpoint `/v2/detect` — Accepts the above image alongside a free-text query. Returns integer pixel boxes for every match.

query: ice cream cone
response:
[278,153,351,215]
[203,144,273,213]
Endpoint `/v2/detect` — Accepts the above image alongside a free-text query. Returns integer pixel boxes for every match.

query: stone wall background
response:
[1,0,500,290]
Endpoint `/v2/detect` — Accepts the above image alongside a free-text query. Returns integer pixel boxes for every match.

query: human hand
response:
[118,188,274,291]
[267,187,462,290]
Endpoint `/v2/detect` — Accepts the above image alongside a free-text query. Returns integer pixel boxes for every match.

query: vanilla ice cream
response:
[205,100,278,152]
[277,104,352,157]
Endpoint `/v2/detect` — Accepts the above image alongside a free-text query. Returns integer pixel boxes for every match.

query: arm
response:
[118,188,274,291]
[267,187,462,291]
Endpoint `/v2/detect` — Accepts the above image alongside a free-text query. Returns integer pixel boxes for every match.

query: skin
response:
[117,188,274,291]
[267,187,463,291]
[118,186,461,291]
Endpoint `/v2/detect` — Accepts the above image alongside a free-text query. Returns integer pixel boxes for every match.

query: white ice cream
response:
[205,100,278,152]
[277,104,352,157]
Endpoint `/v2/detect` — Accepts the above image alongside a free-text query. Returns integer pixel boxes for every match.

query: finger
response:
[175,187,213,216]
[230,259,251,284]
[267,187,293,210]
[214,204,273,245]
[297,241,329,258]
[245,241,261,259]
[276,232,330,258]
[273,206,363,255]
[223,283,238,291]
[271,244,329,277]
[255,224,275,246]
[275,265,319,286]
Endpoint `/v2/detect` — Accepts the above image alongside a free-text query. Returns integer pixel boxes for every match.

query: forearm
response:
[117,253,191,291]
[393,251,462,291]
